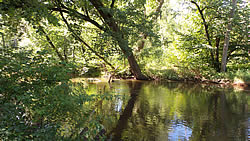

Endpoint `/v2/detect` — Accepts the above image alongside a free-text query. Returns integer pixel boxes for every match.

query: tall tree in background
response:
[221,0,237,72]
[186,0,247,72]
[136,0,164,53]
[191,0,217,71]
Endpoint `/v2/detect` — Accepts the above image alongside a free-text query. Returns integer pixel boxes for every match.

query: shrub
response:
[0,49,106,140]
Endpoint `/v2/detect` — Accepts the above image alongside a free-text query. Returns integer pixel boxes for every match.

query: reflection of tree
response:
[87,82,131,132]
[177,87,248,141]
[108,81,143,140]
[118,82,248,141]
[87,81,248,140]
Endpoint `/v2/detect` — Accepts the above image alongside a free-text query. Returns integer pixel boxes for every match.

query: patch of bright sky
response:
[169,0,191,24]
[19,37,33,47]
[158,0,192,36]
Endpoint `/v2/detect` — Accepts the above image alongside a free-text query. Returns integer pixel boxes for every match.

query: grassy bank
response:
[144,67,250,87]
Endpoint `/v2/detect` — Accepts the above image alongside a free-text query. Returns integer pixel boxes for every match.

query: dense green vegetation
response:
[0,0,249,140]
[1,0,249,81]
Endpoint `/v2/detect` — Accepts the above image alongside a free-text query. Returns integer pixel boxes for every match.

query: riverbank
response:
[71,75,250,92]
[142,68,250,90]
[154,78,250,91]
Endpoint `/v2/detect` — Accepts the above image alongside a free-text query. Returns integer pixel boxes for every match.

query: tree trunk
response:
[221,0,237,72]
[118,39,148,79]
[127,54,148,80]
[191,1,216,70]
[72,46,75,62]
[116,36,148,80]
[215,37,221,72]
[63,43,68,62]
[89,0,148,80]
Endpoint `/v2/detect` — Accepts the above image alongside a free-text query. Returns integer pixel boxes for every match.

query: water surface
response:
[85,80,249,141]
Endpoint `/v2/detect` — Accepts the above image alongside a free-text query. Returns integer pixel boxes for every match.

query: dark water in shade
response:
[86,80,249,141]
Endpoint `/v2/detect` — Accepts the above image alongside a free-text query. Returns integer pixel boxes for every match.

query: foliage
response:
[0,0,249,140]
[142,0,249,82]
[0,46,112,140]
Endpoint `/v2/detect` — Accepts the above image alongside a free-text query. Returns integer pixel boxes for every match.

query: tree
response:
[183,0,248,73]
[63,0,148,79]
[1,0,159,80]
[136,0,164,53]
[191,0,217,71]
[53,0,152,79]
[221,0,237,72]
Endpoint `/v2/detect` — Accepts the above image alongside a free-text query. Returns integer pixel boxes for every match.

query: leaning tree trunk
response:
[115,33,148,80]
[221,0,237,72]
[116,38,148,80]
[127,55,148,79]
[90,0,148,80]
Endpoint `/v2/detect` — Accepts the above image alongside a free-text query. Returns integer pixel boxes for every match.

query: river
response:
[75,79,249,141]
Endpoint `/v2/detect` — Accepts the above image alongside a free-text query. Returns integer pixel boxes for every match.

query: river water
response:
[82,80,249,141]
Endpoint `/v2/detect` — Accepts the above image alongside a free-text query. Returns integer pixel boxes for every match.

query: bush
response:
[0,49,106,140]
[234,69,250,83]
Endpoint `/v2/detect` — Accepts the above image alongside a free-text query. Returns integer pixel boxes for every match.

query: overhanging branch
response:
[51,5,105,31]
[58,8,115,69]
[40,27,65,62]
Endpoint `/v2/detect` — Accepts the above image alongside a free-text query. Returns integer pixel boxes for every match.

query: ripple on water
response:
[167,119,192,141]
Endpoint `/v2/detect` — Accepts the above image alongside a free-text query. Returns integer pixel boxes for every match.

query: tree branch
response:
[110,0,115,8]
[84,3,89,17]
[154,0,164,20]
[137,0,164,52]
[191,1,215,67]
[89,0,117,31]
[51,6,105,31]
[191,1,210,45]
[40,28,65,62]
[58,8,115,69]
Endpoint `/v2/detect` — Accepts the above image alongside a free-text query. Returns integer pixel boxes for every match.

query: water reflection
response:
[167,119,192,140]
[86,80,249,141]
[115,98,123,112]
